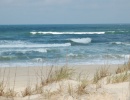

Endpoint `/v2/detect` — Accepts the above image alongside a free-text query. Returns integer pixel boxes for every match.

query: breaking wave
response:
[70,38,92,44]
[0,40,71,48]
[30,31,105,35]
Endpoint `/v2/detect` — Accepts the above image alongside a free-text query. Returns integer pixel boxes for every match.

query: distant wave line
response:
[30,31,105,35]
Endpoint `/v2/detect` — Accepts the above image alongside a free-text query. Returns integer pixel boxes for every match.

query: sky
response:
[0,0,130,24]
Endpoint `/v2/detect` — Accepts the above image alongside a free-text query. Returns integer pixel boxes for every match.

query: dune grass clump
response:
[4,89,17,98]
[54,66,74,81]
[34,84,43,94]
[0,82,17,98]
[107,72,130,84]
[77,79,88,95]
[93,67,110,83]
[30,66,74,97]
[67,84,74,96]
[76,73,89,95]
[0,82,5,96]
[21,86,33,97]
[42,66,74,85]
[116,60,130,74]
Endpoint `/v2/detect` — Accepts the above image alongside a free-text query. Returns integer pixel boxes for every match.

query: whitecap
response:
[67,53,78,57]
[30,31,105,35]
[32,58,44,62]
[70,38,92,44]
[32,49,47,53]
[0,42,71,48]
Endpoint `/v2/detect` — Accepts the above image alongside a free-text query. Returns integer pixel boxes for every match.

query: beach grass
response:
[0,62,129,100]
[116,59,130,74]
[93,67,110,83]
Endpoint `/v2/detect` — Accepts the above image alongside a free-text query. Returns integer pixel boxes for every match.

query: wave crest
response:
[0,40,71,48]
[30,31,105,35]
[70,38,92,44]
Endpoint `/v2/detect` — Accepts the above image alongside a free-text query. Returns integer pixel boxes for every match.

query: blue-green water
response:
[0,24,130,67]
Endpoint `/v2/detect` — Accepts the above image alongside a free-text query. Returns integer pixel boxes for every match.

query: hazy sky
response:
[0,0,130,24]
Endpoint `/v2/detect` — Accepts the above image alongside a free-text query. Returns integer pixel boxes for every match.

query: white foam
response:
[30,31,105,35]
[32,49,47,53]
[110,42,130,46]
[30,32,37,34]
[67,53,78,57]
[107,31,115,33]
[70,38,91,44]
[0,48,48,54]
[120,55,130,59]
[119,31,128,32]
[112,42,122,45]
[0,40,27,45]
[104,54,130,59]
[32,58,44,62]
[0,43,71,48]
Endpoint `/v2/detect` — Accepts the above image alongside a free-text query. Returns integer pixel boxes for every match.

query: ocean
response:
[0,24,130,67]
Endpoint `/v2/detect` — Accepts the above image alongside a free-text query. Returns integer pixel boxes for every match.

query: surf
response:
[70,38,92,44]
[30,31,105,35]
[0,43,71,48]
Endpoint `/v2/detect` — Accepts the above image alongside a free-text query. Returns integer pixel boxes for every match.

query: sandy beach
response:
[0,64,129,100]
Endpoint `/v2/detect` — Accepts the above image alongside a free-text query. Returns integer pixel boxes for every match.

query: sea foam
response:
[30,31,105,35]
[0,48,48,54]
[67,53,78,57]
[110,42,130,46]
[0,43,71,48]
[70,38,92,44]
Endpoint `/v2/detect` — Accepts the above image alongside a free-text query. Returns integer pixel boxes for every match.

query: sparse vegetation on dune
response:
[39,66,74,86]
[107,72,130,84]
[0,62,129,100]
[93,67,110,83]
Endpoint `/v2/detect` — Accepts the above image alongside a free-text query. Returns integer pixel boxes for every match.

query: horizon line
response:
[0,23,130,26]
